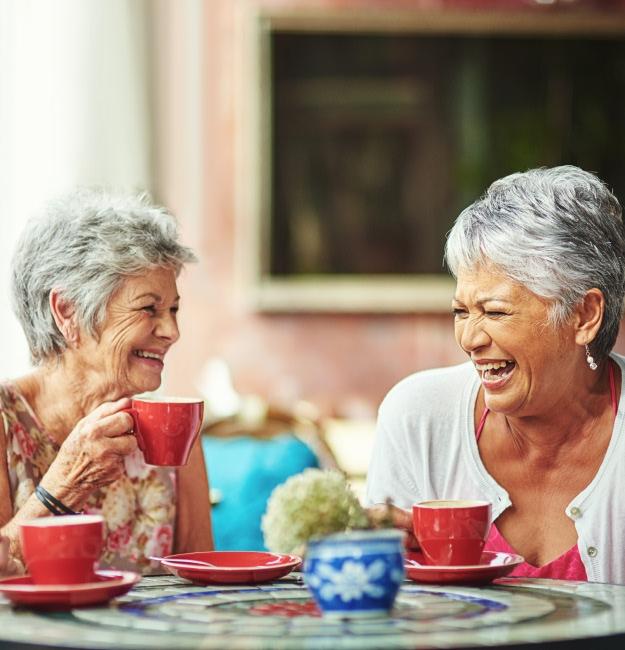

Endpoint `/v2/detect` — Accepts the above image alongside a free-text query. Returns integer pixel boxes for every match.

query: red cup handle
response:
[123,408,145,452]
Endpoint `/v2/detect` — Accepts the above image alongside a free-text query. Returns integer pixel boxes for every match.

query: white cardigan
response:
[365,353,625,584]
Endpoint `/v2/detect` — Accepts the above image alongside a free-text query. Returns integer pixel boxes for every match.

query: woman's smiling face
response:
[76,267,181,397]
[452,264,577,417]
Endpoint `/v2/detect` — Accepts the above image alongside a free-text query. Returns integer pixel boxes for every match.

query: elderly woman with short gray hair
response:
[0,188,213,573]
[367,165,625,583]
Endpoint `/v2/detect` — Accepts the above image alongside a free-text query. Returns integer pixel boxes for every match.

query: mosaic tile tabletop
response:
[2,573,625,649]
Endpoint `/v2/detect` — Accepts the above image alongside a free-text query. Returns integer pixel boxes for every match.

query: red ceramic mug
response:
[126,397,204,467]
[20,514,104,585]
[412,500,491,566]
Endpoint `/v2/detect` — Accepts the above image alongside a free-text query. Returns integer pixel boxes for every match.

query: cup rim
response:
[132,395,203,405]
[412,499,491,510]
[20,514,104,528]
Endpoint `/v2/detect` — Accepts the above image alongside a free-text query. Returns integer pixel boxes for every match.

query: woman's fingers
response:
[367,504,420,550]
[0,537,9,571]
[83,397,132,422]
[403,530,420,550]
[368,504,411,529]
[0,537,23,576]
[59,405,138,475]
[96,411,136,439]
[390,506,412,530]
[73,405,135,442]
[87,414,138,457]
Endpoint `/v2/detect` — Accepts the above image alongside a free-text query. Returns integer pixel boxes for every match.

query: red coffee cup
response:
[412,500,491,566]
[20,514,104,585]
[126,396,204,467]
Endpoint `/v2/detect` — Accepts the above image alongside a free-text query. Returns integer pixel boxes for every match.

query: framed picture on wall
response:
[238,5,625,312]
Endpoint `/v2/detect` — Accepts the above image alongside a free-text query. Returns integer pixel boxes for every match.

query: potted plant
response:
[262,469,404,617]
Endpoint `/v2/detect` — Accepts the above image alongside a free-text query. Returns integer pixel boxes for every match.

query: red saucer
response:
[0,570,140,609]
[159,551,302,585]
[405,551,524,585]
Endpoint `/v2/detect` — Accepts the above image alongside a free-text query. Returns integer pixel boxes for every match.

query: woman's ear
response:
[49,289,80,347]
[573,288,604,347]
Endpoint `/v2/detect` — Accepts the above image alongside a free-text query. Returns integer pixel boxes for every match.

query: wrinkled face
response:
[78,268,181,397]
[452,264,577,417]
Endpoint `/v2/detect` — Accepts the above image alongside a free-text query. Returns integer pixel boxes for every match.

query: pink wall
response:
[159,0,625,417]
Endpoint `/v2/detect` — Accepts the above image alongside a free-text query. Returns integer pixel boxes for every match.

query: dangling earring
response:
[585,344,598,371]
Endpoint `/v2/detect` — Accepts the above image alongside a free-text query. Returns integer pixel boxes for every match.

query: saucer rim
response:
[160,551,302,572]
[404,551,524,572]
[0,569,140,593]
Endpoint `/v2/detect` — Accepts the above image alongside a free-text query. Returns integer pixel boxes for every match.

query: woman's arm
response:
[0,416,14,528]
[0,417,29,570]
[174,438,213,552]
[0,414,48,560]
[0,398,138,560]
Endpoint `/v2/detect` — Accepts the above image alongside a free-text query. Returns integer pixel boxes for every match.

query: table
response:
[3,573,625,649]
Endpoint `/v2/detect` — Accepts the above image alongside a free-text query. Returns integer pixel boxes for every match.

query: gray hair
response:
[444,165,625,361]
[11,187,197,364]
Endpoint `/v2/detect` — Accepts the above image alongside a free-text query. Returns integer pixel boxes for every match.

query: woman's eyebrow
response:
[478,296,511,303]
[132,292,162,302]
[453,295,510,304]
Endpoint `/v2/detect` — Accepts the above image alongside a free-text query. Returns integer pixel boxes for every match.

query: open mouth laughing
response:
[474,359,516,386]
[133,349,165,368]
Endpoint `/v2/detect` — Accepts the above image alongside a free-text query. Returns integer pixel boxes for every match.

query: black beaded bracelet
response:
[35,485,79,516]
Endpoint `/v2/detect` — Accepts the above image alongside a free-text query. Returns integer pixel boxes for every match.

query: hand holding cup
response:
[367,503,420,550]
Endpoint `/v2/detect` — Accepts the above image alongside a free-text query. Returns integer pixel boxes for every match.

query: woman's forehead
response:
[117,269,179,302]
[455,266,526,302]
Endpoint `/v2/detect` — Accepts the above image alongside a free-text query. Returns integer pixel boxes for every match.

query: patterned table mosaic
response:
[1,574,625,649]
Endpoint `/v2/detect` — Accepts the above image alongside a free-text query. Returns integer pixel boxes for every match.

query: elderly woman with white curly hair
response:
[0,188,213,573]
[367,165,625,583]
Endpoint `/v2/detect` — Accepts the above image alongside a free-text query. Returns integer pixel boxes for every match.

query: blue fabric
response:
[202,433,319,551]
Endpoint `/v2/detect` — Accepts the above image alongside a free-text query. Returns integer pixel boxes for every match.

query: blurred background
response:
[3,0,625,548]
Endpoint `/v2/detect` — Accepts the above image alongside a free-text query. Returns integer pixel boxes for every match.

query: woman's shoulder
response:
[0,381,18,407]
[379,361,476,418]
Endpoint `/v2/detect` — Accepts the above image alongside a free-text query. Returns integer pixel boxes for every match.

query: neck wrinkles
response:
[16,360,129,444]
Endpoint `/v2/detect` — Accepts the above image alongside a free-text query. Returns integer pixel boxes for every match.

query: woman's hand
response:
[0,537,24,576]
[367,504,419,550]
[43,397,138,510]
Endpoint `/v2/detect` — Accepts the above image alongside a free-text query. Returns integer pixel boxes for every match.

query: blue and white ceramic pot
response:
[304,529,405,617]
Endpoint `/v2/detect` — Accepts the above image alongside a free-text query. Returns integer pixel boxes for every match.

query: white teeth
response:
[475,360,513,371]
[136,350,163,361]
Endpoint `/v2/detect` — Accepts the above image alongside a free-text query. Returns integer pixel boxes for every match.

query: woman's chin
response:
[131,373,162,395]
[484,391,526,416]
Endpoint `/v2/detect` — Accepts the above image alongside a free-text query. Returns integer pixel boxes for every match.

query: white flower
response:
[261,469,369,554]
[309,559,386,602]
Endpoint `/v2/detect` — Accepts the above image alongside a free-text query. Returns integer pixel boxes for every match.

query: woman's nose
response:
[458,316,490,353]
[155,312,180,343]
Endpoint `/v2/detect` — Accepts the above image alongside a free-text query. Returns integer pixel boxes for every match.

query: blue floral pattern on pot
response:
[304,529,405,617]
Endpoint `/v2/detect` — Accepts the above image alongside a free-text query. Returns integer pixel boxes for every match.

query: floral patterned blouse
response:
[0,382,176,575]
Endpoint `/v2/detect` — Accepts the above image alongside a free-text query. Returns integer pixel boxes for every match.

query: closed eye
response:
[452,308,467,317]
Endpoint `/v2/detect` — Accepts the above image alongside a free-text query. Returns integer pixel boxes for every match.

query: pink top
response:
[475,362,617,581]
